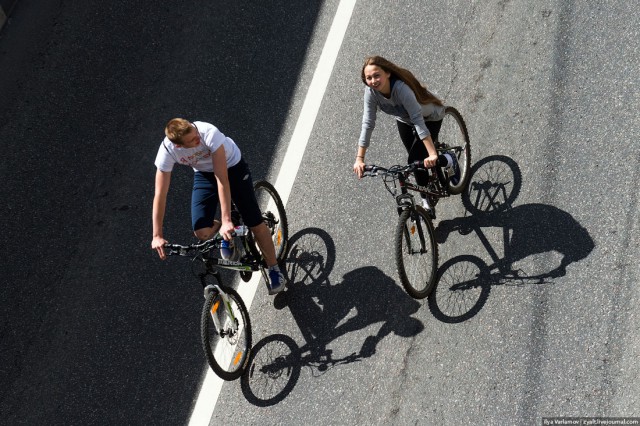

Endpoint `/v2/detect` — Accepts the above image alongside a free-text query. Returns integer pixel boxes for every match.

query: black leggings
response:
[396,119,447,188]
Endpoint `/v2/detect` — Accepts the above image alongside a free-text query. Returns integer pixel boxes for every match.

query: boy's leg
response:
[191,171,221,240]
[250,222,278,267]
[229,159,285,294]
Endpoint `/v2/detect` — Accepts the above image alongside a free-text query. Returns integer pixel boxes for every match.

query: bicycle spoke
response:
[395,209,438,299]
[441,107,471,194]
[202,289,251,380]
[253,181,289,263]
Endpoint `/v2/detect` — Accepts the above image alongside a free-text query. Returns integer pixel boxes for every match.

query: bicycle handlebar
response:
[362,161,424,177]
[164,237,220,256]
[164,225,249,256]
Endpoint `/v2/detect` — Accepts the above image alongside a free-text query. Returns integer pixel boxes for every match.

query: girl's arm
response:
[353,145,368,178]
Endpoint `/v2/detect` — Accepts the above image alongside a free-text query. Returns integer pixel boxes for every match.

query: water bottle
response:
[233,225,249,236]
[220,239,235,260]
[219,226,248,260]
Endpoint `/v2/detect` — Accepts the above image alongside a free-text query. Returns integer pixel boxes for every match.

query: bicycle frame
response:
[400,159,455,201]
[203,283,239,336]
[206,255,259,273]
[169,232,264,273]
[366,162,449,213]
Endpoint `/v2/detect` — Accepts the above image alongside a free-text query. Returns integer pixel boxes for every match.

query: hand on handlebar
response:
[152,236,168,260]
[219,220,235,242]
[353,158,366,179]
[423,154,438,168]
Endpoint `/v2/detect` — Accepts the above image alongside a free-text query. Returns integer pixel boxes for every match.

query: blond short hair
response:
[164,118,192,144]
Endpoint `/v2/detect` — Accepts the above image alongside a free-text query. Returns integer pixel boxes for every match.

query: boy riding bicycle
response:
[150,118,285,295]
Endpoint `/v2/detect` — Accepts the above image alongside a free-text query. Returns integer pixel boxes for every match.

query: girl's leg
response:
[396,119,451,172]
[425,119,443,144]
[396,120,430,187]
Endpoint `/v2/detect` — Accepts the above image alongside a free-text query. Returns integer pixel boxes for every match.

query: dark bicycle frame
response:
[365,153,459,214]
[165,208,280,287]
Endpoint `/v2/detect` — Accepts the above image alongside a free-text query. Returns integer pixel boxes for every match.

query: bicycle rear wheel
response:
[201,286,252,381]
[253,180,289,263]
[440,106,471,195]
[395,207,438,299]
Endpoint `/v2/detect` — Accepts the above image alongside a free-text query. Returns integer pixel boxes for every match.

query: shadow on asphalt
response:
[0,1,325,423]
[242,228,424,406]
[429,155,595,323]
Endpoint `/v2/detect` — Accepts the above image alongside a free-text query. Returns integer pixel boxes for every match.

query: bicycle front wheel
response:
[201,286,252,381]
[395,207,438,299]
[253,180,289,263]
[441,106,471,195]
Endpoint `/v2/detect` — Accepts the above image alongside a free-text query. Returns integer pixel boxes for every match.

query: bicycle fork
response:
[397,204,430,255]
[394,191,427,254]
[205,284,239,338]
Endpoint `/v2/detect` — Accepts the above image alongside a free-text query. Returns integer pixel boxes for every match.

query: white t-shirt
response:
[154,121,241,172]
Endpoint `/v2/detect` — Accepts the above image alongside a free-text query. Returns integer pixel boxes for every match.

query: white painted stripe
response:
[187,1,356,425]
[273,0,357,206]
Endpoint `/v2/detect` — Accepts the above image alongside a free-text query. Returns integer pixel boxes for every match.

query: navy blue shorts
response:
[191,158,263,231]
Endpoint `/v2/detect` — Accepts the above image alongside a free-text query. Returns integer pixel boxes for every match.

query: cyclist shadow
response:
[242,227,423,406]
[429,155,595,323]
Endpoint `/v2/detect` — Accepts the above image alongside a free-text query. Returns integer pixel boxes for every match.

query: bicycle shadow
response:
[241,227,423,406]
[429,155,595,323]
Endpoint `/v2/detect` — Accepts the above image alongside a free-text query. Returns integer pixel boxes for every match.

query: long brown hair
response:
[361,56,443,106]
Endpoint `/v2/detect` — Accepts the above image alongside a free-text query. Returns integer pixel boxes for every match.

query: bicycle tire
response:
[201,286,252,381]
[441,106,471,195]
[395,206,438,299]
[253,180,289,263]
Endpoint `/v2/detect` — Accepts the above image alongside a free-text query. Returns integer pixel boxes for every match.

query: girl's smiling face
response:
[363,64,391,95]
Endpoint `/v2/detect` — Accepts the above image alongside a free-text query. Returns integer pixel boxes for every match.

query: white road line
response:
[187,1,356,424]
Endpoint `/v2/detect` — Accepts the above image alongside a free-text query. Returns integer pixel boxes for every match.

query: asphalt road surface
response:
[1,0,638,424]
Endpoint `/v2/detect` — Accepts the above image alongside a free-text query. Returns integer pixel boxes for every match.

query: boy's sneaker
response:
[449,154,461,186]
[268,267,285,295]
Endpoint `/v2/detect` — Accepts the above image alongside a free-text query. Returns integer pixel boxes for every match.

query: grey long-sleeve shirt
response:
[358,79,446,148]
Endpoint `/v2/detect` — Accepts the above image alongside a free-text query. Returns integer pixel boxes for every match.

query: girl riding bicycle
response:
[353,56,460,213]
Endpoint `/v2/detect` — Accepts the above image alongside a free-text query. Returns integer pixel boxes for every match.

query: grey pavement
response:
[1,0,639,425]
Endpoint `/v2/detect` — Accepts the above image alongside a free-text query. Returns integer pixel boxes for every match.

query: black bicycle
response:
[164,180,288,380]
[362,106,471,298]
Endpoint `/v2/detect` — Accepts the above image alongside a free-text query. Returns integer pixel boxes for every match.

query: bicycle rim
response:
[253,180,289,263]
[201,287,252,381]
[395,208,438,299]
[441,106,471,194]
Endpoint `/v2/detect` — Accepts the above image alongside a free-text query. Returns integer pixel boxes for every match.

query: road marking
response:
[188,1,356,424]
